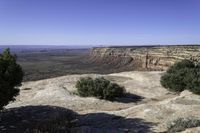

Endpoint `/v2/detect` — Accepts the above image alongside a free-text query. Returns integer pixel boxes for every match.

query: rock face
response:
[90,45,200,70]
[4,71,200,132]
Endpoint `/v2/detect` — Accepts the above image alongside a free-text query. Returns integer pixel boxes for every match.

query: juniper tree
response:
[0,48,24,110]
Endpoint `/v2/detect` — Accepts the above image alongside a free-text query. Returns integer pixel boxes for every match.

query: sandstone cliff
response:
[90,45,200,70]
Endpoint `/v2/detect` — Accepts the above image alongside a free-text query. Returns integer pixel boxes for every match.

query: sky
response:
[0,0,200,46]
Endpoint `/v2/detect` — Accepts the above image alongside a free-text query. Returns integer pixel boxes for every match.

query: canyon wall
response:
[90,45,200,71]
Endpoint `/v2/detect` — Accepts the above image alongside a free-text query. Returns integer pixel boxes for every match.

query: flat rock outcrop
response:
[2,71,200,132]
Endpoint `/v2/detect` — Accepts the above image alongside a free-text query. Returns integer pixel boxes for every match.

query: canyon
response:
[1,45,200,132]
[90,45,200,71]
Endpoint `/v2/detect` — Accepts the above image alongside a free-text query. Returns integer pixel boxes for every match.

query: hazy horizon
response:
[3,43,200,47]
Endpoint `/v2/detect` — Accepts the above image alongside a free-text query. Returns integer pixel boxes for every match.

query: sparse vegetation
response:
[15,49,135,81]
[76,77,125,100]
[167,117,200,132]
[0,49,24,110]
[160,59,200,94]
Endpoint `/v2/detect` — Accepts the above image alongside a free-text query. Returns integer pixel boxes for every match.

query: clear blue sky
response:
[0,0,200,46]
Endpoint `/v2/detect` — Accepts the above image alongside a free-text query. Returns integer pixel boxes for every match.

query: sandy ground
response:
[6,71,200,132]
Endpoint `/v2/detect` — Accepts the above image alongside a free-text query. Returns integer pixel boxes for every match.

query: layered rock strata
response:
[90,45,200,70]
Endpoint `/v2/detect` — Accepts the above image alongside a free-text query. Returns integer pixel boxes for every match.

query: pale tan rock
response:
[182,127,200,133]
[6,71,200,132]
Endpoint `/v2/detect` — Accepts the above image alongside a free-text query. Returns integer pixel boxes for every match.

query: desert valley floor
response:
[2,71,200,133]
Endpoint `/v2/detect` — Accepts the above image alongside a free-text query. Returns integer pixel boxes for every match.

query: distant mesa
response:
[89,45,200,71]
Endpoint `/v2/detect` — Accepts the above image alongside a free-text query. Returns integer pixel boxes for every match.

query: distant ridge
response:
[91,44,200,49]
[108,44,200,48]
[0,45,93,53]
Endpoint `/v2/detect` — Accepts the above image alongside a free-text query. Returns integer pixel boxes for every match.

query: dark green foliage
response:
[76,77,94,97]
[76,77,125,100]
[167,117,200,132]
[0,49,24,110]
[103,83,124,100]
[160,59,200,94]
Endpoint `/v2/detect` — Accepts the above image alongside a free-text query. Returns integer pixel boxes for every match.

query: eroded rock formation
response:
[90,45,200,70]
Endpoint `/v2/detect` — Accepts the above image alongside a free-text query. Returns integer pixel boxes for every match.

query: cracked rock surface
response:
[1,71,200,132]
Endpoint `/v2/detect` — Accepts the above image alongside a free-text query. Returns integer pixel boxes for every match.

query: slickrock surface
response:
[3,71,200,132]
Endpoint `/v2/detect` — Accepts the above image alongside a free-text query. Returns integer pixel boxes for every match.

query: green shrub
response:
[160,59,200,94]
[103,83,124,100]
[0,49,24,110]
[75,77,94,97]
[167,117,200,132]
[76,77,125,100]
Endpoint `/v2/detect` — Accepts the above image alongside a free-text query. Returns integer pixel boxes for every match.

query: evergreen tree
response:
[0,48,24,110]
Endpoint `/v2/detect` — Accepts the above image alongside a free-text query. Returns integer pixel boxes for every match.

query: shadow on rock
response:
[0,105,77,133]
[0,105,155,133]
[73,112,155,133]
[114,93,144,103]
